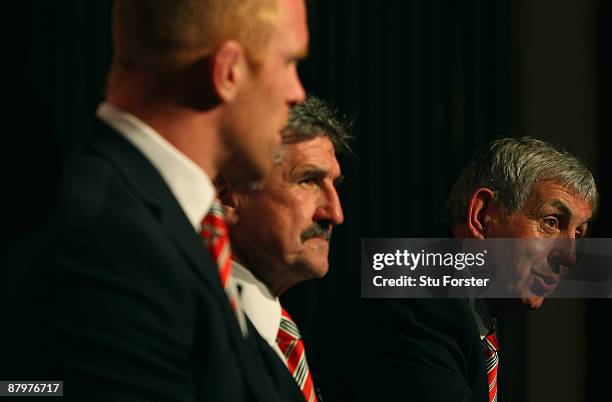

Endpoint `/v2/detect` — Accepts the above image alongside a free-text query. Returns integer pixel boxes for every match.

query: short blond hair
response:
[112,0,281,71]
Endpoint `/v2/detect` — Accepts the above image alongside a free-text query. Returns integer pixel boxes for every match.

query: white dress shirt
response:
[96,102,214,231]
[232,261,286,361]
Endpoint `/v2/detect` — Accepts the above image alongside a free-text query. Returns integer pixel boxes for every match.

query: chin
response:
[295,259,329,280]
[307,265,329,279]
[522,295,545,310]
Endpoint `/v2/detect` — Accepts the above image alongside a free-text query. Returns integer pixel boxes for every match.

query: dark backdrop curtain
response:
[5,1,518,401]
[298,0,511,237]
[26,0,112,156]
[282,1,512,400]
[587,1,612,401]
[2,1,111,244]
[7,0,512,265]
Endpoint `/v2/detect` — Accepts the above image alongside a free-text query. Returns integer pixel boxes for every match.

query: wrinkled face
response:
[230,136,344,294]
[487,181,592,309]
[225,0,308,180]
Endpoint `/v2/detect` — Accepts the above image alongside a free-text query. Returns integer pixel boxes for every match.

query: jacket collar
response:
[85,117,228,303]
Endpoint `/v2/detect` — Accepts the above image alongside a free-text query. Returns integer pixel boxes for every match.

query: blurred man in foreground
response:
[1,1,309,401]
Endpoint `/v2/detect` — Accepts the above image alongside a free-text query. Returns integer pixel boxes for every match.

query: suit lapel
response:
[84,118,227,301]
[84,118,282,401]
[243,318,303,402]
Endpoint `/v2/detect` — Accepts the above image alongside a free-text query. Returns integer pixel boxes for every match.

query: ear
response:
[215,176,240,226]
[211,40,247,102]
[465,188,496,239]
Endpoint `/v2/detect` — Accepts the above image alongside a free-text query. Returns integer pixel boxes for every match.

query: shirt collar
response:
[96,102,214,230]
[470,298,496,339]
[232,261,282,347]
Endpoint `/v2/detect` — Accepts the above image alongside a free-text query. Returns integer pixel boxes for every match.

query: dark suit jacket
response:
[0,118,294,402]
[250,322,307,402]
[357,299,489,402]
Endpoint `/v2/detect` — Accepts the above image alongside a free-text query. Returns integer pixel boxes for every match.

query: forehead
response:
[523,180,592,221]
[278,0,309,54]
[275,136,340,175]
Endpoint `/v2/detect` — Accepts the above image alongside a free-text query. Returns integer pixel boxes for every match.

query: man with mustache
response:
[360,137,597,402]
[218,96,350,402]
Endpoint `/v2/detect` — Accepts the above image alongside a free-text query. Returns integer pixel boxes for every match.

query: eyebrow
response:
[294,165,343,185]
[549,200,572,218]
[548,199,591,225]
[298,166,326,178]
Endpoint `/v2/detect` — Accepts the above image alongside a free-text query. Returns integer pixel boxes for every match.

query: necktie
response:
[482,330,499,402]
[200,199,246,334]
[276,308,318,402]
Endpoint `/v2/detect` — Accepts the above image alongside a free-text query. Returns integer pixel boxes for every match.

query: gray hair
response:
[280,95,352,155]
[447,137,598,225]
[247,96,352,190]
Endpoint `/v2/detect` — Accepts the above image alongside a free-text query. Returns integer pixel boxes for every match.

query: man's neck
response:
[106,98,222,180]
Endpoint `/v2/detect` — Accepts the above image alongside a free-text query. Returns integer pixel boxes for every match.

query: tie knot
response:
[201,199,228,242]
[483,330,498,352]
[277,308,302,343]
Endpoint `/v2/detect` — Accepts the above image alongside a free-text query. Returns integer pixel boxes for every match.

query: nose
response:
[549,237,578,276]
[287,64,306,105]
[314,184,344,226]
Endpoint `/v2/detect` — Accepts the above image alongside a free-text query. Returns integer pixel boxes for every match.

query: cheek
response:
[234,212,288,265]
[513,252,534,276]
[496,245,537,290]
[255,204,303,250]
[259,63,281,92]
[236,201,277,241]
[271,65,292,96]
[523,241,552,270]
[512,241,548,271]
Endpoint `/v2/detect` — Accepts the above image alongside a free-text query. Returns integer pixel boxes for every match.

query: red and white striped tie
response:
[200,199,245,333]
[482,330,499,402]
[276,308,318,402]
